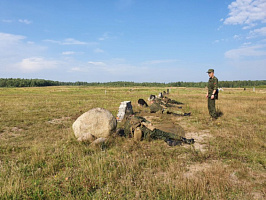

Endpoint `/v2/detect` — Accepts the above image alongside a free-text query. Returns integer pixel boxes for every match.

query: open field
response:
[0,86,265,199]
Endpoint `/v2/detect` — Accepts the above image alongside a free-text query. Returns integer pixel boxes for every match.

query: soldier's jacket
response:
[149,98,174,113]
[121,115,182,141]
[149,101,164,113]
[149,99,185,115]
[208,76,218,98]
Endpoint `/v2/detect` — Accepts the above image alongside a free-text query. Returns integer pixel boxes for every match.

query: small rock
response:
[90,137,107,146]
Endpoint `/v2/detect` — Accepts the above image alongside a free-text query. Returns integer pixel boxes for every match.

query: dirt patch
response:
[183,161,266,199]
[183,160,229,180]
[10,127,24,132]
[0,127,24,139]
[48,116,71,124]
[259,109,266,115]
[185,130,213,152]
[183,161,215,179]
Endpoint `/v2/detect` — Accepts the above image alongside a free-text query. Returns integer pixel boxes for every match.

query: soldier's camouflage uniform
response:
[208,76,218,118]
[120,115,194,146]
[122,115,183,142]
[149,98,186,116]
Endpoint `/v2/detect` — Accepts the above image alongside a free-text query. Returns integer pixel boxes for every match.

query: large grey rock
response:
[73,108,117,140]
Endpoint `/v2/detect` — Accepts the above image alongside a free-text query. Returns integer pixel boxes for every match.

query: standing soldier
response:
[206,69,218,120]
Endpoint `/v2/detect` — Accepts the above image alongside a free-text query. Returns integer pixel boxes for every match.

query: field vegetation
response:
[0,86,265,199]
[1,78,266,88]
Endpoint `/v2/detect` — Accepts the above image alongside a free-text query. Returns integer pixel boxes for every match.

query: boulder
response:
[73,108,117,140]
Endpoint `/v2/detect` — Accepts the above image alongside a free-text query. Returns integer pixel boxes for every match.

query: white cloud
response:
[234,34,241,39]
[62,51,76,55]
[0,32,26,42]
[18,19,32,24]
[88,61,106,66]
[213,38,229,43]
[115,0,134,10]
[62,38,87,45]
[0,33,29,66]
[17,57,58,72]
[44,38,91,45]
[70,67,83,72]
[70,59,134,74]
[142,59,178,65]
[94,48,104,53]
[224,0,266,28]
[249,26,266,37]
[243,42,252,45]
[68,58,185,82]
[99,32,110,41]
[98,32,119,41]
[0,32,46,65]
[27,41,35,45]
[225,44,266,59]
[2,19,13,23]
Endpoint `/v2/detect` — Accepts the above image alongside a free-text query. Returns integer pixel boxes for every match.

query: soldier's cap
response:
[207,69,214,73]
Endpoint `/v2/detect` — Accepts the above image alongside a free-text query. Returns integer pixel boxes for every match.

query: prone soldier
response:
[119,115,194,146]
[149,97,191,116]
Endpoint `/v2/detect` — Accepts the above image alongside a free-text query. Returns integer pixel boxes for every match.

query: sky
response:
[0,0,266,83]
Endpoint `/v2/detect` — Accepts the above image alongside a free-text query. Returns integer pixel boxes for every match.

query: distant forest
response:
[0,78,265,88]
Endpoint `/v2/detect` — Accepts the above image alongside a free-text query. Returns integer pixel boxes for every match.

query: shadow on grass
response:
[216,109,223,118]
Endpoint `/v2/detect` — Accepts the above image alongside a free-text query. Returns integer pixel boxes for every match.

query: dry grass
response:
[0,86,265,199]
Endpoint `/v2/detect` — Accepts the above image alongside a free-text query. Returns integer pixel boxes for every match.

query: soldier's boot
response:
[134,127,143,141]
[182,137,195,144]
[116,128,125,137]
[166,139,182,146]
[210,116,217,121]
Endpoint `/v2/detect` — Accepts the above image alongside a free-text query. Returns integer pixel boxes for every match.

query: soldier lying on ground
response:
[117,115,194,146]
[149,98,191,116]
[161,96,183,105]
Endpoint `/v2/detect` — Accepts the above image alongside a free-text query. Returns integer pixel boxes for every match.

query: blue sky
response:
[0,0,266,82]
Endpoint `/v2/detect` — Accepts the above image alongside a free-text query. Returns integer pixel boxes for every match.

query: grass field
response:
[0,86,265,199]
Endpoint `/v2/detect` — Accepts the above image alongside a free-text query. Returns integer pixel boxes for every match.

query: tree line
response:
[0,78,265,88]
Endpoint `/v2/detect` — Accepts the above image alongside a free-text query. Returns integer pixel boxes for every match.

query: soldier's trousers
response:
[163,108,184,115]
[141,126,181,141]
[208,98,216,118]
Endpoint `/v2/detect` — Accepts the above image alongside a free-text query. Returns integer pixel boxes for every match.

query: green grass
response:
[0,86,265,199]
